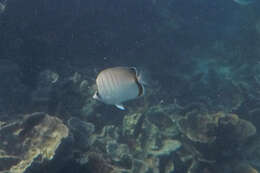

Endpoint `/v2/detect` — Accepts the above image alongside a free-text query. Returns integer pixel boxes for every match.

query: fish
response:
[233,0,255,5]
[93,66,145,110]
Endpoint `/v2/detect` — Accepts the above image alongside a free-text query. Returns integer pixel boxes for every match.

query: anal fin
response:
[115,104,125,110]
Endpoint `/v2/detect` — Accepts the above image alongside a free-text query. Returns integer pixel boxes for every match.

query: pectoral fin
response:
[93,91,101,100]
[93,92,98,99]
[115,104,125,110]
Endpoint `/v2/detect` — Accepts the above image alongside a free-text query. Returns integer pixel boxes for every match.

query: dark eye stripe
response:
[96,91,102,99]
[133,76,143,96]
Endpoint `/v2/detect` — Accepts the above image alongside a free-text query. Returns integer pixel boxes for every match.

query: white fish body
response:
[93,66,145,110]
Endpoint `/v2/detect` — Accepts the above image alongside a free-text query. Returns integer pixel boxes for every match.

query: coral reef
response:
[66,104,183,173]
[176,110,258,173]
[178,111,217,143]
[148,139,181,156]
[178,111,256,144]
[0,0,259,172]
[231,162,258,173]
[217,113,256,142]
[0,112,69,173]
[0,61,257,173]
[68,117,96,149]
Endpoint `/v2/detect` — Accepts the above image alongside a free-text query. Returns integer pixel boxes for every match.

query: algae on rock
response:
[0,112,69,173]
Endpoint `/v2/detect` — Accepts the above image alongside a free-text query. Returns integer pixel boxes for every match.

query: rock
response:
[38,70,59,86]
[232,163,258,173]
[139,104,181,139]
[139,119,162,154]
[148,139,181,156]
[249,107,260,118]
[218,113,256,142]
[178,111,217,143]
[147,112,174,129]
[105,140,131,164]
[178,110,256,144]
[45,74,88,117]
[68,117,95,148]
[77,138,132,173]
[164,160,175,173]
[75,102,185,173]
[122,113,143,137]
[79,125,130,170]
[132,157,160,173]
[79,80,91,96]
[79,80,98,117]
[146,108,179,138]
[69,72,82,84]
[218,161,259,173]
[80,152,114,173]
[68,117,95,136]
[242,136,260,170]
[98,125,120,142]
[0,112,69,173]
